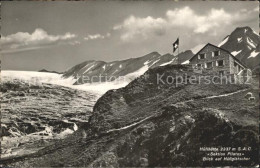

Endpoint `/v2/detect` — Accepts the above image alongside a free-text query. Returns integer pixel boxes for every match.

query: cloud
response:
[166,7,232,34]
[114,6,255,42]
[1,28,77,53]
[113,15,166,41]
[240,7,258,15]
[84,33,111,41]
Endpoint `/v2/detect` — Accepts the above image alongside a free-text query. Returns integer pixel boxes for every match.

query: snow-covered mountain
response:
[63,26,260,85]
[218,26,260,72]
[63,51,193,84]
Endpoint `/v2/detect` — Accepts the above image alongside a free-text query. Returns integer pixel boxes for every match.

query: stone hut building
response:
[189,43,251,83]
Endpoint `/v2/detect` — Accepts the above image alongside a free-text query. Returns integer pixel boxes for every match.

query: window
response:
[219,71,225,76]
[197,63,202,69]
[205,62,213,69]
[216,60,224,67]
[234,62,237,66]
[198,54,205,59]
[212,51,220,57]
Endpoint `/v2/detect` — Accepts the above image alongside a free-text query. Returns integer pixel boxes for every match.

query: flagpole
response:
[178,37,179,55]
[178,37,179,64]
[173,38,179,64]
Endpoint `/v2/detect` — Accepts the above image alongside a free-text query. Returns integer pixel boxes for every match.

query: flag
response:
[173,38,179,53]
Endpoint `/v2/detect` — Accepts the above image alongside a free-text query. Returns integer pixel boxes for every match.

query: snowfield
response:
[181,60,190,64]
[2,70,76,87]
[160,58,176,66]
[247,37,257,48]
[237,37,242,42]
[248,50,260,58]
[231,50,242,56]
[218,36,229,47]
[1,71,133,95]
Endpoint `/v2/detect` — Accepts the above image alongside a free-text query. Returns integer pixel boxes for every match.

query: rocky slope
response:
[3,65,258,167]
[245,43,260,74]
[88,65,255,133]
[62,51,193,84]
[218,26,260,71]
[1,78,98,159]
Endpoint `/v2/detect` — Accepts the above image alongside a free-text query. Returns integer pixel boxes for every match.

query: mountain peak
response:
[232,26,256,36]
[148,51,161,56]
[217,26,260,71]
[219,26,259,51]
[235,26,252,31]
[140,51,161,60]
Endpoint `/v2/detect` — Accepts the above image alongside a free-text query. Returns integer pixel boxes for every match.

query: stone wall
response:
[190,44,232,75]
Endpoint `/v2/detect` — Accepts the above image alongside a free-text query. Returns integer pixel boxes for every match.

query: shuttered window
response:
[205,62,213,68]
[216,60,224,66]
[198,54,205,59]
[212,51,220,57]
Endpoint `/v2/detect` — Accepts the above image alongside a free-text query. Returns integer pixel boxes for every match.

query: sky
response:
[1,1,259,72]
